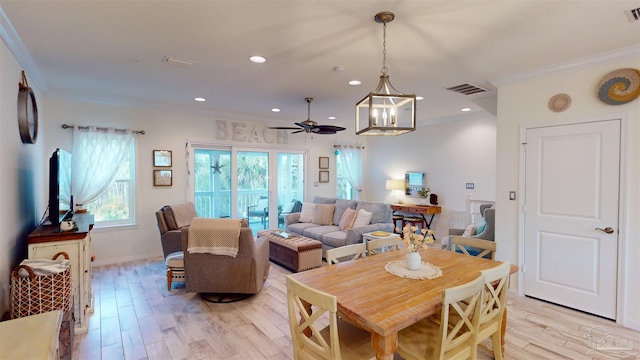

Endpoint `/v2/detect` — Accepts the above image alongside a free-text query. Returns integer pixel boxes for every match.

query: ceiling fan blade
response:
[268,126,301,130]
[315,125,346,132]
[311,128,337,135]
[291,129,307,134]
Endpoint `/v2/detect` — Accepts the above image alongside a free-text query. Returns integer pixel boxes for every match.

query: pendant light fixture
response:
[356,11,416,136]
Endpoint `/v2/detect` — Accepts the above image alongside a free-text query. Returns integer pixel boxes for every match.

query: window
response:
[85,141,136,226]
[336,155,352,200]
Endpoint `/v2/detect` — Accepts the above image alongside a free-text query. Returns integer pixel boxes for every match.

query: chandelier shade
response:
[356,11,416,136]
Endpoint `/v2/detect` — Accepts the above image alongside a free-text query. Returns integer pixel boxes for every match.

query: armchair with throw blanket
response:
[180,218,270,294]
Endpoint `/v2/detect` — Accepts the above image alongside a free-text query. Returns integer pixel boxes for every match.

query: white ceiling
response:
[1,1,638,130]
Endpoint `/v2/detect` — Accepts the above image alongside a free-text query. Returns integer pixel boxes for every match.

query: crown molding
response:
[490,45,640,88]
[0,6,46,92]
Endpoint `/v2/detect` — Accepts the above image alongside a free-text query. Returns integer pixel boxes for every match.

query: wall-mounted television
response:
[48,148,73,227]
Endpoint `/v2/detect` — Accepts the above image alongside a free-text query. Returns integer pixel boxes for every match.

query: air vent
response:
[625,8,640,22]
[445,83,488,96]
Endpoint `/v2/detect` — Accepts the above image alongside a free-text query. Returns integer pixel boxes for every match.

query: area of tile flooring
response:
[73,258,640,360]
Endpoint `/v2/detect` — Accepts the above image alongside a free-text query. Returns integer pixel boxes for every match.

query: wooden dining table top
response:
[290,247,518,359]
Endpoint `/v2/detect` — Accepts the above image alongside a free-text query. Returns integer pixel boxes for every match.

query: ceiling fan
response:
[269,97,346,135]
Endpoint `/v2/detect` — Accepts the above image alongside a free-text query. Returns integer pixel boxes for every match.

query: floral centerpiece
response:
[398,224,434,252]
[396,224,435,270]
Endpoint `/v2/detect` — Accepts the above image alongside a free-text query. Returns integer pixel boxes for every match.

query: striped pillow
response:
[339,207,358,231]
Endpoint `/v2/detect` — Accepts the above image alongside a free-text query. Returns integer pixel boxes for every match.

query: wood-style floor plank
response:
[73,257,640,360]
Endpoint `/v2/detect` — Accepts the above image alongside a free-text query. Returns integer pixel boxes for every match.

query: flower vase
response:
[420,197,428,206]
[405,251,422,271]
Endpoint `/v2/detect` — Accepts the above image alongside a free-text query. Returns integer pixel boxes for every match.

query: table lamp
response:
[386,179,405,203]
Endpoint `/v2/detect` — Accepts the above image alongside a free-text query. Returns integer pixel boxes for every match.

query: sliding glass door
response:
[191,145,306,234]
[277,152,305,229]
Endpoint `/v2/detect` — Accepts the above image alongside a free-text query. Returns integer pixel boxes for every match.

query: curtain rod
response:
[333,144,365,149]
[61,123,145,135]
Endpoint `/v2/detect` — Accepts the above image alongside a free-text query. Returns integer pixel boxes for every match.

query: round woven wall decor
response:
[597,68,640,105]
[548,93,572,112]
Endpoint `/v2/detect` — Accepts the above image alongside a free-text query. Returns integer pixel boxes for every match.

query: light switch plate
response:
[509,191,516,200]
[466,183,475,189]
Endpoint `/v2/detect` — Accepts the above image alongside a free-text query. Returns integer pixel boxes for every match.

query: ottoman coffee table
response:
[258,229,322,272]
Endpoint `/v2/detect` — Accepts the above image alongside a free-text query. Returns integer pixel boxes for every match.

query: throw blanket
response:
[170,202,198,228]
[18,259,71,277]
[188,218,242,257]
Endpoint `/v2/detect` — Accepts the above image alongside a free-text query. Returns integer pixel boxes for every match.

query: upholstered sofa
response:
[284,196,394,254]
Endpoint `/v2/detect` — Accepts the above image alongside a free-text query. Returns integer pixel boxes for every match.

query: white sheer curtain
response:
[337,145,364,200]
[72,126,133,207]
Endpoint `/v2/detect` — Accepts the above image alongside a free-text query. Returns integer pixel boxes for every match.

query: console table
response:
[27,213,94,334]
[390,203,441,234]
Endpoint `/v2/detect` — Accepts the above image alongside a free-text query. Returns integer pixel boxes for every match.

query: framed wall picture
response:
[319,170,329,183]
[153,150,172,167]
[154,170,172,186]
[319,156,329,169]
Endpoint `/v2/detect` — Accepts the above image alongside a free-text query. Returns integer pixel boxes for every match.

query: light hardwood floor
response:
[73,258,640,360]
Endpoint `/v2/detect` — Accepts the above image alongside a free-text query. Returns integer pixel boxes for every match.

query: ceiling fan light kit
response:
[356,11,416,136]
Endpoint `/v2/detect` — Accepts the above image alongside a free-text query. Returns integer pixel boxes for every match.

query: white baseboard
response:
[91,252,163,267]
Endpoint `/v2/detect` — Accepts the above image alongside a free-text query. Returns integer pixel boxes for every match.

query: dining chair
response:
[396,275,485,360]
[326,243,367,264]
[476,261,511,360]
[286,275,375,360]
[450,235,496,260]
[366,237,400,256]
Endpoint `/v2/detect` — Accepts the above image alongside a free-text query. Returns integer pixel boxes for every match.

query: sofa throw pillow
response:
[352,209,373,228]
[339,207,358,231]
[299,203,316,223]
[313,204,336,225]
[476,218,487,235]
[462,224,476,236]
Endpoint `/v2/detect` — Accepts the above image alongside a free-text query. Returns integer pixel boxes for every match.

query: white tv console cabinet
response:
[27,212,94,334]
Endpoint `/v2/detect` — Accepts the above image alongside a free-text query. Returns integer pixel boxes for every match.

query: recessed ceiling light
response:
[461,107,471,112]
[328,116,336,120]
[250,55,266,63]
[271,108,280,112]
[194,97,206,102]
[333,66,347,73]
[348,80,361,86]
[416,96,424,101]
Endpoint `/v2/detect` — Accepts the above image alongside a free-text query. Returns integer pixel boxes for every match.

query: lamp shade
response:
[386,179,405,191]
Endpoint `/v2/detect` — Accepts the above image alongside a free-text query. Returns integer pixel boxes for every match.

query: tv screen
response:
[49,148,72,227]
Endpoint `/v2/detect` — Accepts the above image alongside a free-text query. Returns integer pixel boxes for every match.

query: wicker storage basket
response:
[10,252,72,319]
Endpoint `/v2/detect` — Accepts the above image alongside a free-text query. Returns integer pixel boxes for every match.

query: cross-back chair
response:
[450,235,496,260]
[396,275,485,360]
[476,261,511,360]
[366,237,400,256]
[325,243,367,264]
[286,275,374,360]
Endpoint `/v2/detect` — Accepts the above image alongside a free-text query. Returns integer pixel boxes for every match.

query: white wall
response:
[42,98,357,266]
[496,58,640,329]
[365,116,497,240]
[0,40,47,316]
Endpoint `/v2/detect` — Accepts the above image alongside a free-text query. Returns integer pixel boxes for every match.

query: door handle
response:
[595,227,614,234]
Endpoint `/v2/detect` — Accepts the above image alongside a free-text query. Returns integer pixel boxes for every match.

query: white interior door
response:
[523,119,620,319]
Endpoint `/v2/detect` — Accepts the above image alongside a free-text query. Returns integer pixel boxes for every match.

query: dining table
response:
[289,247,518,360]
